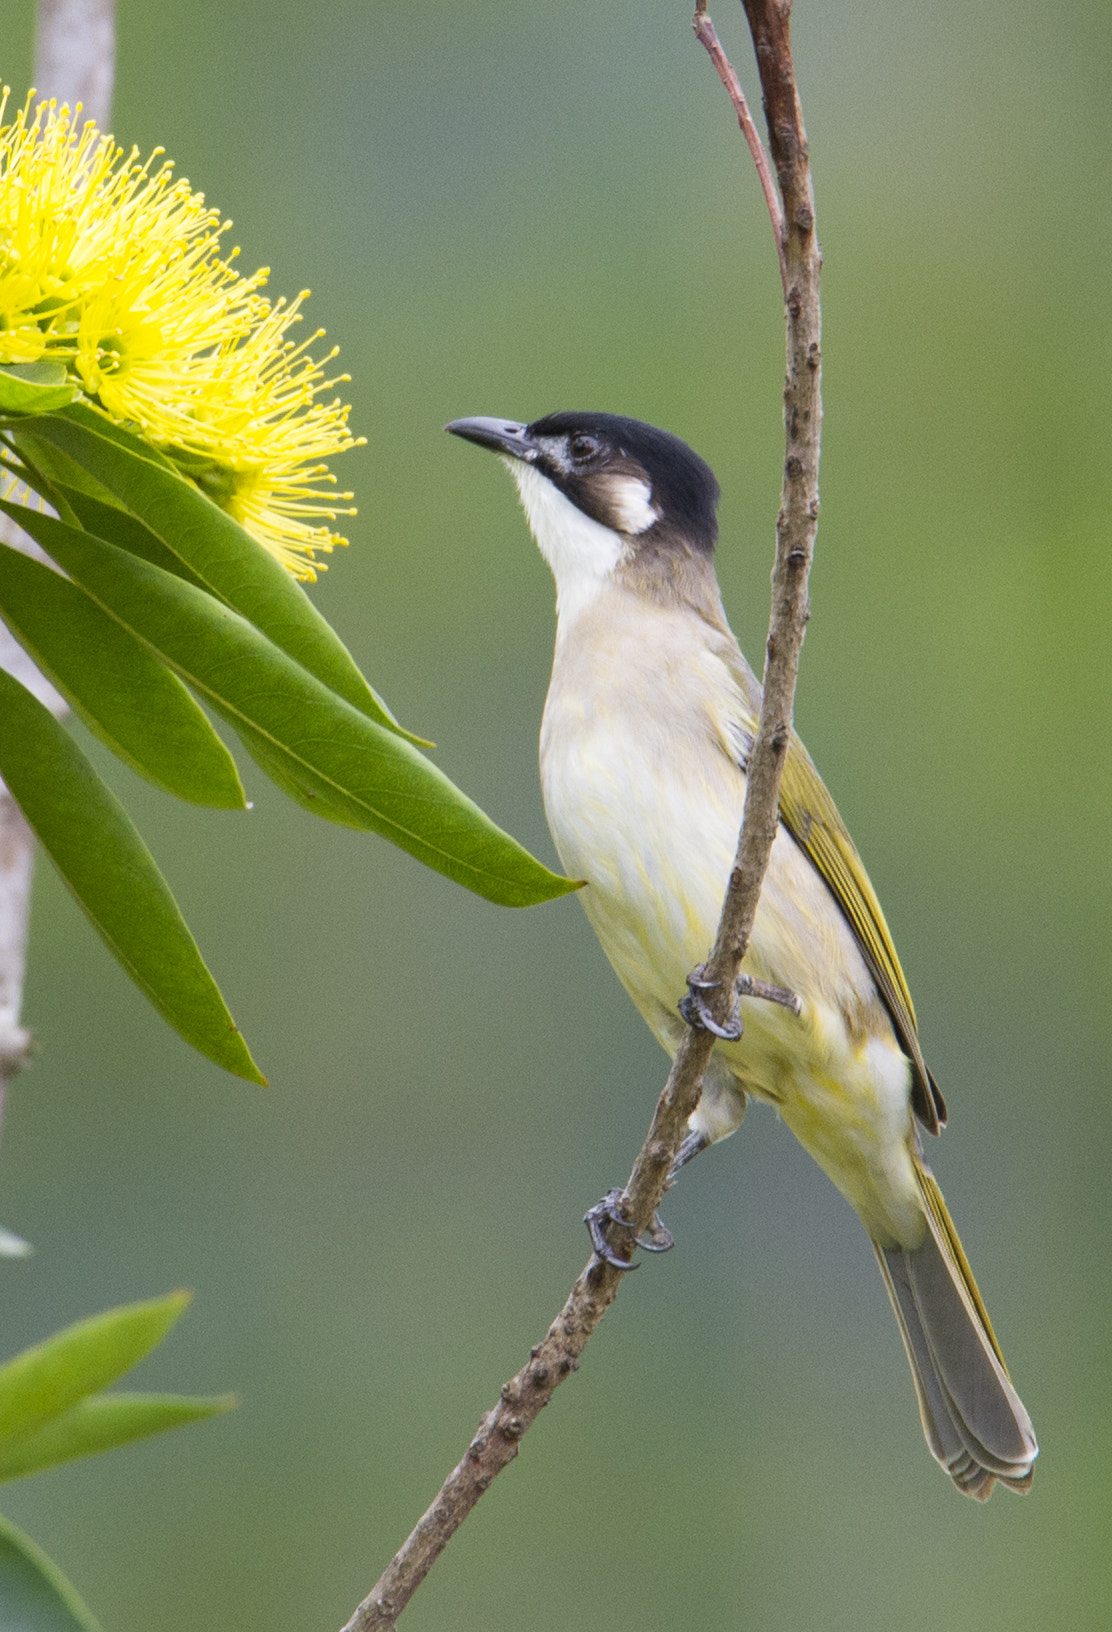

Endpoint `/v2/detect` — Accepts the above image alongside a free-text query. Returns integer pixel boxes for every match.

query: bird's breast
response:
[540,598,745,1030]
[538,593,922,1245]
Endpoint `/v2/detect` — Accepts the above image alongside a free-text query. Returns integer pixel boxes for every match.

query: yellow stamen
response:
[0,90,361,577]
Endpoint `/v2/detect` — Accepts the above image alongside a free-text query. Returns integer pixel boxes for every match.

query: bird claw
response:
[638,1214,675,1253]
[585,1188,675,1269]
[678,964,802,1038]
[678,966,743,1039]
[666,1130,709,1188]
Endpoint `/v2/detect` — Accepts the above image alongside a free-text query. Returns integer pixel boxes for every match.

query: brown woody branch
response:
[338,5,821,1626]
[693,2,787,292]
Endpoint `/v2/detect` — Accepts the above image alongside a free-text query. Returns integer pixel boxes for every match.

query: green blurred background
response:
[1,0,1110,1626]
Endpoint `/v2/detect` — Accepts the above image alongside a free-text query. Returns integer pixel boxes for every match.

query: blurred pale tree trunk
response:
[0,0,117,1178]
[34,0,116,124]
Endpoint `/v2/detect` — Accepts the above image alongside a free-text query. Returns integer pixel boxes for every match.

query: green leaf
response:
[0,1514,103,1632]
[1,426,119,515]
[6,400,177,473]
[0,1392,236,1484]
[50,483,213,590]
[0,672,265,1081]
[0,362,77,417]
[0,528,246,808]
[1,517,577,907]
[14,405,415,738]
[0,1294,191,1445]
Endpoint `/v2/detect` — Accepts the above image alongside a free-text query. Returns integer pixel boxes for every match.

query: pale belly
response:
[540,710,925,1249]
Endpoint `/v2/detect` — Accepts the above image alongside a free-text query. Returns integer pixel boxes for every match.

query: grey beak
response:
[444,417,539,463]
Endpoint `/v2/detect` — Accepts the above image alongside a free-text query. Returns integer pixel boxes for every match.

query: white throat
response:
[508,461,627,625]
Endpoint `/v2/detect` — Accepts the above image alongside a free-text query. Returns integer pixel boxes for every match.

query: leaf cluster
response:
[0,1293,232,1630]
[0,362,576,1082]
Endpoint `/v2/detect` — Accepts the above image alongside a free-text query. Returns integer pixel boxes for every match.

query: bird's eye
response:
[569,434,599,463]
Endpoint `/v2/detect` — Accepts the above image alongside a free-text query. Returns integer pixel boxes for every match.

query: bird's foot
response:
[741,974,803,1015]
[678,965,802,1039]
[679,966,743,1038]
[665,1130,709,1188]
[585,1188,675,1270]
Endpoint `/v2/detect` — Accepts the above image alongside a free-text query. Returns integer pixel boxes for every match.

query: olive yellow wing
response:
[778,732,946,1134]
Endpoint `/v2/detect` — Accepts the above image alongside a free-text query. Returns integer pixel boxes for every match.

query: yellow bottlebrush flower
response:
[0,89,360,578]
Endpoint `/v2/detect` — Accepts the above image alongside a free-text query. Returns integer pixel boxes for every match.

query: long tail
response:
[874,1163,1037,1500]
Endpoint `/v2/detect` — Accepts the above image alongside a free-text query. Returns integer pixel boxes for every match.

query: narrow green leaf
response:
[0,1514,103,1632]
[0,361,67,389]
[0,1392,236,1484]
[10,400,178,472]
[0,362,77,416]
[2,423,119,513]
[0,1293,190,1445]
[0,431,81,535]
[2,517,577,906]
[0,672,265,1081]
[0,530,246,807]
[15,406,414,737]
[49,483,213,590]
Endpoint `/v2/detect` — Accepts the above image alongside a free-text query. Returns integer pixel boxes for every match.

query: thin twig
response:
[693,1,787,291]
[339,4,821,1625]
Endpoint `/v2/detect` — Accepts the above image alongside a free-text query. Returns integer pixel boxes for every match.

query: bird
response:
[445,409,1037,1501]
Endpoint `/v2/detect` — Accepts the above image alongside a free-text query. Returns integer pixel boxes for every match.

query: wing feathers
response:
[778,734,947,1133]
[714,644,943,1130]
[712,630,1030,1499]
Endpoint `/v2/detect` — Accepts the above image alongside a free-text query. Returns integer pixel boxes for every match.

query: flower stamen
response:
[0,89,360,578]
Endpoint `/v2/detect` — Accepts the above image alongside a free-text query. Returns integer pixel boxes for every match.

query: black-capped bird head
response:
[446,411,723,621]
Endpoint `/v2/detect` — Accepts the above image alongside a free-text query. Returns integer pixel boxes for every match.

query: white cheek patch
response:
[603,474,659,535]
[508,460,626,624]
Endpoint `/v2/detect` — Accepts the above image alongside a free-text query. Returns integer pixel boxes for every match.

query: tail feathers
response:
[875,1166,1037,1501]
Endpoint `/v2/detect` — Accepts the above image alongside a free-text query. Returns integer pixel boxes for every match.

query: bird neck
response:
[509,460,627,625]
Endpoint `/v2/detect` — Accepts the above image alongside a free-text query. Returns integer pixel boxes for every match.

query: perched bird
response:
[446,410,1037,1500]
